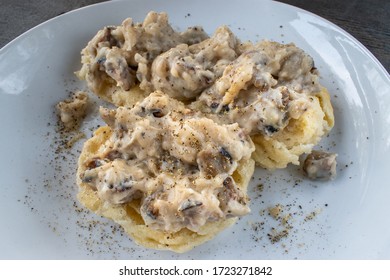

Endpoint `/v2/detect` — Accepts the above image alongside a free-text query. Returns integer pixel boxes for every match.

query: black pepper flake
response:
[264,125,279,134]
[220,147,233,164]
[150,108,164,118]
[223,177,233,187]
[220,104,230,113]
[97,57,106,65]
[210,102,219,109]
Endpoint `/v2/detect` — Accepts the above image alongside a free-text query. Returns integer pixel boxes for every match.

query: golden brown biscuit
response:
[77,130,254,252]
[251,87,334,169]
[76,11,208,107]
[76,92,255,253]
[195,40,335,169]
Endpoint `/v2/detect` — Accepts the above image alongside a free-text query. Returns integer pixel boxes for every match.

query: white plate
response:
[1,0,389,260]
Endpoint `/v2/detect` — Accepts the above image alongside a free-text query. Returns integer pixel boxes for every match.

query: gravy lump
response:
[77,12,208,95]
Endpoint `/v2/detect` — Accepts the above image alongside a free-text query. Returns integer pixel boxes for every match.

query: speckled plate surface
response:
[1,0,389,259]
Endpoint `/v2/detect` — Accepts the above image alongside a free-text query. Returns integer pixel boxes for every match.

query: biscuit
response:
[76,92,255,252]
[251,87,334,169]
[76,11,208,107]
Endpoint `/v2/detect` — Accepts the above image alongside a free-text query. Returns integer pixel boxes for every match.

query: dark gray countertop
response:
[1,0,389,72]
